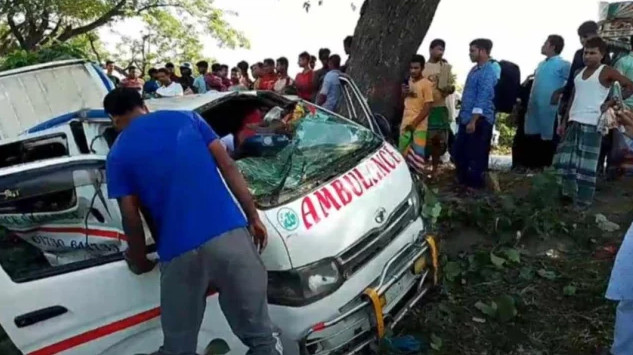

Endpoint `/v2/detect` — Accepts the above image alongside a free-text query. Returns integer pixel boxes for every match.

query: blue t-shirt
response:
[320,69,342,111]
[106,110,247,261]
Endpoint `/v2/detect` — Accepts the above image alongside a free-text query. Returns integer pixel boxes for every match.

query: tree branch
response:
[56,0,127,42]
[136,3,185,14]
[6,13,26,49]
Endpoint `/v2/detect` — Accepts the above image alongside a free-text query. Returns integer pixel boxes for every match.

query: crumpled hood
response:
[263,143,413,268]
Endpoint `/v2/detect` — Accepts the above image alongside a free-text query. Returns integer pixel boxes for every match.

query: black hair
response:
[578,21,599,37]
[157,68,170,75]
[196,60,209,69]
[344,36,353,47]
[105,60,114,66]
[147,68,158,75]
[220,64,229,71]
[237,60,249,72]
[299,51,311,60]
[127,65,136,70]
[318,48,331,59]
[470,38,493,54]
[255,62,263,68]
[263,58,275,66]
[211,63,221,72]
[585,36,608,55]
[231,67,239,73]
[329,54,341,68]
[310,55,317,62]
[410,54,426,66]
[547,35,565,55]
[277,57,289,67]
[165,62,175,68]
[430,39,446,49]
[103,87,144,116]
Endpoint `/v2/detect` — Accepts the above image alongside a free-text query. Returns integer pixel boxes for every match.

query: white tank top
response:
[569,65,610,126]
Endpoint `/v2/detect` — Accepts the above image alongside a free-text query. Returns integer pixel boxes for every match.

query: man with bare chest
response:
[553,37,633,207]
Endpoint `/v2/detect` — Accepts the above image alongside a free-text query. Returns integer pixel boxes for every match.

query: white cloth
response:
[613,300,633,355]
[569,65,610,126]
[157,82,184,97]
[607,222,633,300]
[220,134,235,153]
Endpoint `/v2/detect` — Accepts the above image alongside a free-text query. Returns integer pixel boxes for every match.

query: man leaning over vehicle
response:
[103,87,282,355]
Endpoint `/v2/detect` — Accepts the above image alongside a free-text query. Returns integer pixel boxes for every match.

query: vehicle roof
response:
[0,59,87,77]
[146,91,240,111]
[0,155,106,178]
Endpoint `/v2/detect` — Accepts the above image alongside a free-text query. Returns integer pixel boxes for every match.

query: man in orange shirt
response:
[399,55,434,175]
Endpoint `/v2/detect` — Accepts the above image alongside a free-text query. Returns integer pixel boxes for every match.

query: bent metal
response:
[301,144,403,230]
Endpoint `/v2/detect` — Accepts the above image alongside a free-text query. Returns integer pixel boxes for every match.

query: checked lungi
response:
[552,121,602,205]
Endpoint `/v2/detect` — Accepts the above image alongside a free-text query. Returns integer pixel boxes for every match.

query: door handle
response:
[14,306,68,328]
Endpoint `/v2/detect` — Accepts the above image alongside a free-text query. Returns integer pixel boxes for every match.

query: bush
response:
[0,43,87,71]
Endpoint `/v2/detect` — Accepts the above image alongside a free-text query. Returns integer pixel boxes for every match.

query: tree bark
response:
[347,0,441,124]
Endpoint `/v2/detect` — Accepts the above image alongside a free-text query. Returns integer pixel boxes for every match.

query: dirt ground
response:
[395,167,633,355]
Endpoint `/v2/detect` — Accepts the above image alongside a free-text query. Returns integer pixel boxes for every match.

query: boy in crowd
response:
[399,54,434,175]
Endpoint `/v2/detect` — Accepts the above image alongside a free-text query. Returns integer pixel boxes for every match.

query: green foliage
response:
[419,181,442,230]
[440,169,572,240]
[0,0,248,63]
[494,112,515,154]
[0,42,88,70]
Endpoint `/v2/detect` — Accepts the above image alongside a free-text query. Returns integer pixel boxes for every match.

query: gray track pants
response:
[157,228,282,355]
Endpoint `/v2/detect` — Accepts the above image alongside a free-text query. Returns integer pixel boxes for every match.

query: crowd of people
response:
[102,36,354,109]
[97,19,633,354]
[395,21,633,355]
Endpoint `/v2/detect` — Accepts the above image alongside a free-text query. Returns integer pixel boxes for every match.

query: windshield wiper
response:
[268,141,302,205]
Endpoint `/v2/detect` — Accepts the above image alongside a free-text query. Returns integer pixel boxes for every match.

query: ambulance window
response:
[0,160,127,282]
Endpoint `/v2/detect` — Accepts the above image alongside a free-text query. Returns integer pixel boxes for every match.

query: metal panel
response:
[0,63,108,139]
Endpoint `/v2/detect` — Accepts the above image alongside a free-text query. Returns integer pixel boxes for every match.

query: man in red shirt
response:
[205,63,227,91]
[295,52,315,101]
[120,66,145,95]
[254,59,277,91]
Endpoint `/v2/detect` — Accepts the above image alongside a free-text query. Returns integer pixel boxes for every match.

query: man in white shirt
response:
[156,68,184,97]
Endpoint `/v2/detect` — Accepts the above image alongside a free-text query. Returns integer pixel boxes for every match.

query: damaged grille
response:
[337,197,415,278]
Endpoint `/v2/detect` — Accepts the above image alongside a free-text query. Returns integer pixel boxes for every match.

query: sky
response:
[101,0,602,82]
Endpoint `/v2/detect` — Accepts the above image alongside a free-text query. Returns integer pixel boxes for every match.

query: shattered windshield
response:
[236,103,383,207]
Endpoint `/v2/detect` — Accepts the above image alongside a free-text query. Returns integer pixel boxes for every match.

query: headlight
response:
[268,258,344,307]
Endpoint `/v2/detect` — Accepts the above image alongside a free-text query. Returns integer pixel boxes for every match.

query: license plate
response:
[383,271,416,312]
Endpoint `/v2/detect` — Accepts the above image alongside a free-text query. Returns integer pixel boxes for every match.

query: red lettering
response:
[368,163,382,183]
[353,168,374,189]
[315,187,341,217]
[371,156,392,177]
[344,173,364,197]
[301,197,320,230]
[379,149,396,169]
[384,144,403,164]
[331,179,353,206]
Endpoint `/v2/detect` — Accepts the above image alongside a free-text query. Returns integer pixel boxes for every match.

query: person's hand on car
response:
[124,251,156,275]
[249,217,268,253]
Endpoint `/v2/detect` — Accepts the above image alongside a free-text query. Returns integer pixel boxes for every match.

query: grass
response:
[393,169,633,354]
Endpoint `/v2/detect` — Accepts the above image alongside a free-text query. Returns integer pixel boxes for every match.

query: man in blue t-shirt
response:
[103,88,281,355]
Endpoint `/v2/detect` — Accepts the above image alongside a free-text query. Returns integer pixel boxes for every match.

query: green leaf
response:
[490,252,506,268]
[444,261,461,282]
[537,269,557,280]
[430,333,443,351]
[475,300,497,317]
[563,285,577,296]
[204,339,231,355]
[503,248,521,263]
[494,295,518,322]
[519,266,534,281]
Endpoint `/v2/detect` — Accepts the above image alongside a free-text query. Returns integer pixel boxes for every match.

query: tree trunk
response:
[347,0,441,124]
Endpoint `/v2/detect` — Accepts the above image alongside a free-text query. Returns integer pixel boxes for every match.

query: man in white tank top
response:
[553,37,633,207]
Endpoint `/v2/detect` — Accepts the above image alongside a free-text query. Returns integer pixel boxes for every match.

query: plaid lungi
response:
[399,126,427,175]
[552,122,602,205]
